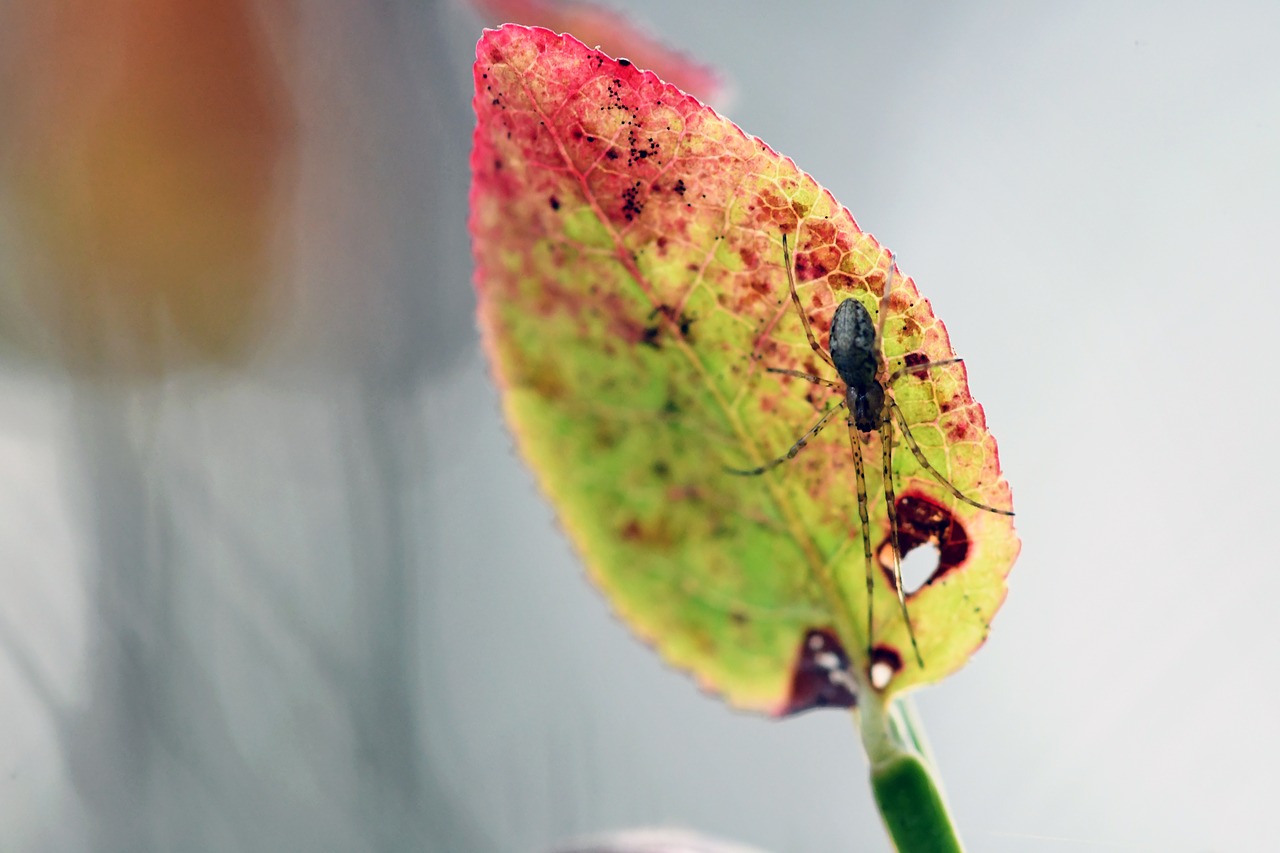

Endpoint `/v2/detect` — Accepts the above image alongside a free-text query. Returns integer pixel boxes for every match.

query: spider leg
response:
[873,250,899,352]
[725,401,847,476]
[846,421,875,662]
[886,356,964,385]
[879,418,925,668]
[889,398,1015,516]
[782,232,837,370]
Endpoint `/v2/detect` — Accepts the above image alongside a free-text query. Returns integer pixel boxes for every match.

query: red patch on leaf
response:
[470,0,725,107]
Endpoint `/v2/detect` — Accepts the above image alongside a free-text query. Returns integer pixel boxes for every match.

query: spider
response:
[728,232,1013,672]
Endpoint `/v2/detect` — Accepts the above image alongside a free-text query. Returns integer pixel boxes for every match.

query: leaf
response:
[470,25,1019,710]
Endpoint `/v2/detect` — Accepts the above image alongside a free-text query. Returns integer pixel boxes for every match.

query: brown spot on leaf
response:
[665,483,704,502]
[881,495,970,591]
[870,646,903,681]
[616,516,677,550]
[801,245,843,282]
[756,186,786,210]
[592,420,622,451]
[794,251,827,281]
[803,219,836,246]
[892,317,921,345]
[772,209,800,233]
[782,628,857,716]
[946,417,974,442]
[827,271,854,292]
[898,352,930,378]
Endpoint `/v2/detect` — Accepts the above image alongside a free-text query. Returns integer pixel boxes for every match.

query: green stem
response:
[857,691,964,853]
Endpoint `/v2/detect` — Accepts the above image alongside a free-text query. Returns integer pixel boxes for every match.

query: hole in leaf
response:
[899,542,940,596]
[878,494,971,594]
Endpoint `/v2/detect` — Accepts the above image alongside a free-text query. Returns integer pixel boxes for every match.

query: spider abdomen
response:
[829,298,880,389]
[830,298,884,433]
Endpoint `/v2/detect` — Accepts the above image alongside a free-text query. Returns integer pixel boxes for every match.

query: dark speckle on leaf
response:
[621,181,644,221]
[641,304,695,347]
[783,629,857,715]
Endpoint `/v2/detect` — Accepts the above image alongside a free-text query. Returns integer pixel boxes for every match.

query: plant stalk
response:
[857,691,964,853]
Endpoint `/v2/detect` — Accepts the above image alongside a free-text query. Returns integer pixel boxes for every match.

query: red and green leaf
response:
[470,25,1019,711]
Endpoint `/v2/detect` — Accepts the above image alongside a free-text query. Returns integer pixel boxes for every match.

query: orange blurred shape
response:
[471,0,725,108]
[0,0,295,374]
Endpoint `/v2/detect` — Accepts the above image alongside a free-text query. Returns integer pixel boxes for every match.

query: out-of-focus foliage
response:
[0,0,294,374]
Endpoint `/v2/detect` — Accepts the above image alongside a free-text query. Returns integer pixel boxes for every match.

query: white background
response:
[1,1,1276,850]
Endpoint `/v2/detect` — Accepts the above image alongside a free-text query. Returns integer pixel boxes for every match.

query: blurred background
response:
[0,0,1276,850]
